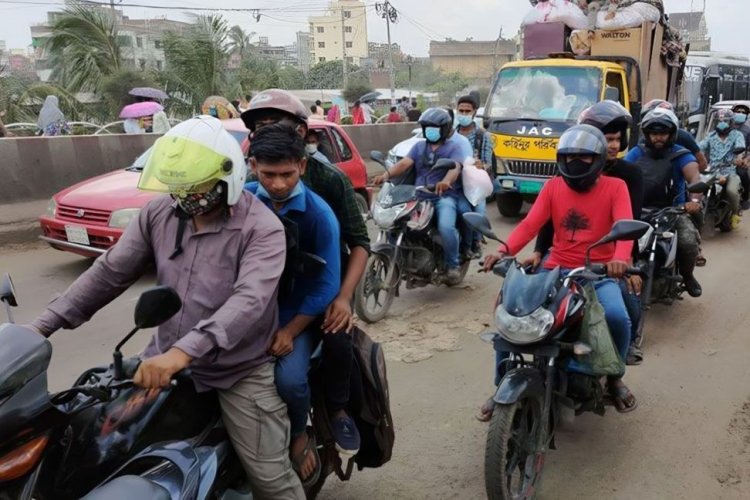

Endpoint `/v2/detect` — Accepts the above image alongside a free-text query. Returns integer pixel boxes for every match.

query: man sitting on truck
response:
[625,107,704,298]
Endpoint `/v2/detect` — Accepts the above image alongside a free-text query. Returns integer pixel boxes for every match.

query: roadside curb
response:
[0,200,47,247]
[0,220,40,246]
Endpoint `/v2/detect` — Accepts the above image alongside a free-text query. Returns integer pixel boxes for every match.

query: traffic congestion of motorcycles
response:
[2,4,749,499]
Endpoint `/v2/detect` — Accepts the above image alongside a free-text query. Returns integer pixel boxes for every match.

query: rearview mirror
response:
[370,150,385,164]
[134,286,182,329]
[0,274,17,307]
[585,220,650,265]
[603,86,620,102]
[463,212,502,242]
[687,181,710,194]
[431,158,458,172]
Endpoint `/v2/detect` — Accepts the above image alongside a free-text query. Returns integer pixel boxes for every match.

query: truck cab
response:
[487,58,631,217]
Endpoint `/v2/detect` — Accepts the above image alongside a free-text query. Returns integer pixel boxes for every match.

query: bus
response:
[682,51,750,138]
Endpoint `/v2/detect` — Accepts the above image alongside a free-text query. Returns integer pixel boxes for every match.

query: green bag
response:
[574,282,626,378]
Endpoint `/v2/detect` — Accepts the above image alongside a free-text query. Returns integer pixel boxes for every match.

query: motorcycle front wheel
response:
[354,253,399,323]
[485,398,545,500]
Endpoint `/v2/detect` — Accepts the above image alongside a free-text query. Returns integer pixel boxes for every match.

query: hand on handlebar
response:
[521,251,542,271]
[684,201,702,215]
[373,173,388,185]
[133,348,192,389]
[482,252,506,273]
[605,260,629,279]
[435,180,452,195]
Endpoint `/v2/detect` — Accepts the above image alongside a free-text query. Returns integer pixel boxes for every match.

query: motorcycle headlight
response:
[372,203,407,229]
[495,305,554,345]
[45,198,57,217]
[109,208,141,228]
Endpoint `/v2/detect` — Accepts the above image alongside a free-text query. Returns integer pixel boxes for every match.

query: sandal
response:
[696,254,707,267]
[291,429,321,488]
[607,380,638,414]
[626,345,643,366]
[476,397,495,422]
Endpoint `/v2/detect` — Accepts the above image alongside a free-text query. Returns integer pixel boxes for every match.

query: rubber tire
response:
[354,192,369,222]
[354,253,398,323]
[485,398,545,500]
[718,215,732,233]
[446,259,471,287]
[496,192,523,218]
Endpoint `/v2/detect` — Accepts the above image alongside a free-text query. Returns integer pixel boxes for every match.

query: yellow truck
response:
[487,22,684,217]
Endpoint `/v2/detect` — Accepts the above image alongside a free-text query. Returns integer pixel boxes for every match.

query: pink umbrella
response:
[119,102,164,119]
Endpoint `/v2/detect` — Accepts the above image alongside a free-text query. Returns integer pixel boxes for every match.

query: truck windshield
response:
[486,66,601,122]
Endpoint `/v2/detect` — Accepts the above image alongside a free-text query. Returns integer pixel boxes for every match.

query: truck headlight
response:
[495,305,554,345]
[46,198,57,217]
[109,208,141,228]
[495,157,507,175]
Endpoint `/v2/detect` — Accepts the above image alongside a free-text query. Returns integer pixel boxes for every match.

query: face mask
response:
[424,126,442,143]
[176,183,224,216]
[255,179,304,203]
[734,114,748,124]
[305,144,318,155]
[457,115,473,127]
[717,122,730,133]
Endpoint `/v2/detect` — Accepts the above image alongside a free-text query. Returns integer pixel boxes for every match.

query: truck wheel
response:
[496,193,523,218]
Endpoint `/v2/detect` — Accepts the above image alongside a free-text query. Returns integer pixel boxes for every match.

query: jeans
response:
[275,328,353,438]
[619,279,642,344]
[435,195,473,268]
[493,274,631,385]
[471,199,487,248]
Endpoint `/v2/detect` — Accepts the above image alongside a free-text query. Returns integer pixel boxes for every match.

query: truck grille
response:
[57,204,111,226]
[506,160,557,178]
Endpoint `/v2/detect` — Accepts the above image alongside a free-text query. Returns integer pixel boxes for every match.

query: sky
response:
[0,0,745,59]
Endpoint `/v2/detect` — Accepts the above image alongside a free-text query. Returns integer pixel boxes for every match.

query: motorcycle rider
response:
[29,117,304,499]
[699,108,745,225]
[482,124,638,416]
[246,123,359,486]
[373,107,472,283]
[529,101,646,365]
[640,99,709,172]
[731,104,750,210]
[625,107,704,297]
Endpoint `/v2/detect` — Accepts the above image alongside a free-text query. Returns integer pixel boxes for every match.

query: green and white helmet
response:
[138,116,247,206]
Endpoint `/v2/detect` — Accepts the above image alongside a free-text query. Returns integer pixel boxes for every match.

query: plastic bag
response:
[572,282,625,377]
[569,29,593,55]
[596,2,660,30]
[461,158,493,207]
[522,0,589,30]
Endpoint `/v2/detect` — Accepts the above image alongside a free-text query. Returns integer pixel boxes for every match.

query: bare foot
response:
[290,432,317,481]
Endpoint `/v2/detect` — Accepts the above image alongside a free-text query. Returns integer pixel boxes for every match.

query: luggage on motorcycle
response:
[350,326,394,468]
[574,282,625,377]
[635,146,691,207]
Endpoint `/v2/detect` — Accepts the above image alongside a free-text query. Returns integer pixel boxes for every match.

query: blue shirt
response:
[625,145,697,204]
[406,139,465,198]
[455,124,495,166]
[245,181,340,326]
[699,130,746,176]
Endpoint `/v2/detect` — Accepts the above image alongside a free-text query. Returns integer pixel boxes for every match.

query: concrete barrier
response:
[0,122,417,204]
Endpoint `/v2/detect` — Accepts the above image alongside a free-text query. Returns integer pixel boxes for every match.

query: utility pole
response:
[376,2,398,106]
[341,6,348,88]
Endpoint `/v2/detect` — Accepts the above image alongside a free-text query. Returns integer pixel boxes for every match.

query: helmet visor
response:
[138,136,230,196]
[557,128,605,156]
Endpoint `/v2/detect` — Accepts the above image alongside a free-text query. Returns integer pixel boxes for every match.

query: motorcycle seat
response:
[82,475,171,500]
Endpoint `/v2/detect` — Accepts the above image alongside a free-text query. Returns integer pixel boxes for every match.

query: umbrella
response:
[358,91,381,103]
[119,101,164,119]
[128,87,169,101]
[201,96,240,120]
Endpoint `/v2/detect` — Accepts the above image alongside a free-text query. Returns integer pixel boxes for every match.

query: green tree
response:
[276,66,306,90]
[46,3,122,93]
[0,73,79,127]
[100,69,160,119]
[227,25,255,58]
[342,81,374,103]
[427,71,469,103]
[162,15,230,115]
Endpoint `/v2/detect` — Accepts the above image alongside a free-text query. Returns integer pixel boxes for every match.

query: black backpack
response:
[634,146,691,208]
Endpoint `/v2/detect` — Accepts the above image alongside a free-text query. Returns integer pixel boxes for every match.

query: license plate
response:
[502,180,515,189]
[65,225,90,245]
[518,181,543,194]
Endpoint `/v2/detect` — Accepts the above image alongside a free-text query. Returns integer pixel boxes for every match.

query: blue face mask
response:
[734,113,748,124]
[457,115,474,127]
[424,126,442,143]
[717,122,730,133]
[256,179,304,203]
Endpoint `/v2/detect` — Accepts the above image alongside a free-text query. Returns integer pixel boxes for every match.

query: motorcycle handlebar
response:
[588,263,645,277]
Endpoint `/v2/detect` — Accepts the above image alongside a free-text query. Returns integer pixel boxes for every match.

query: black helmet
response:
[556,124,608,192]
[578,101,633,152]
[418,107,452,144]
[641,107,679,149]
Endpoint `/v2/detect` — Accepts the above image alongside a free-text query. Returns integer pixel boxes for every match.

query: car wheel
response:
[354,192,369,221]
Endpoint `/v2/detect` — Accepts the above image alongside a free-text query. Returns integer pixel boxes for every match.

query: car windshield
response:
[486,66,601,122]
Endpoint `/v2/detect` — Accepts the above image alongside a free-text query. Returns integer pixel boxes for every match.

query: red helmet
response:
[240,89,309,131]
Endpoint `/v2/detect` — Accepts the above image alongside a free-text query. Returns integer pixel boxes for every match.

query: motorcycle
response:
[633,181,710,346]
[0,275,357,500]
[354,151,473,323]
[700,169,740,234]
[463,213,649,500]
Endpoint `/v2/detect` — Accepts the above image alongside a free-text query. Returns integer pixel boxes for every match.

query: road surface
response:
[1,206,748,499]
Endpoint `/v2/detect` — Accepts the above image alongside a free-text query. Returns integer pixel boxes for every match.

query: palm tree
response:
[45,3,122,94]
[161,15,230,115]
[227,25,256,58]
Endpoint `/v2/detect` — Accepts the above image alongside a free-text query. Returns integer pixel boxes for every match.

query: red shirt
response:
[387,111,402,123]
[504,176,634,269]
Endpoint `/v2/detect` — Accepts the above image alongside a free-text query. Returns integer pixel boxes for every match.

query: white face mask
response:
[305,144,318,154]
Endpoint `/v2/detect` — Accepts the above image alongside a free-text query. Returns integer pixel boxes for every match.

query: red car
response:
[39,118,371,257]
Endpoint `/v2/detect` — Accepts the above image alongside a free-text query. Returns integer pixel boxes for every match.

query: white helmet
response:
[138,115,247,206]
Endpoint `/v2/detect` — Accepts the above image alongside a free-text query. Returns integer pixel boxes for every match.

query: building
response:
[429,39,516,85]
[360,41,403,69]
[30,8,190,82]
[669,11,711,51]
[296,31,313,73]
[309,0,368,66]
[251,36,298,67]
